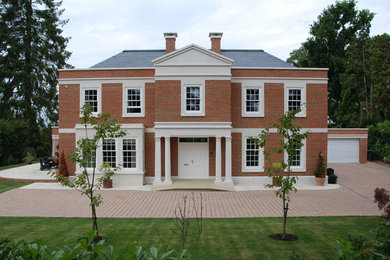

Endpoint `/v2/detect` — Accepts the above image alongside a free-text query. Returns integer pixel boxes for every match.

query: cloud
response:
[60,0,390,67]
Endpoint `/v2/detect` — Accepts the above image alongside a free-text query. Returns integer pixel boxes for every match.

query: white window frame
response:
[123,86,145,117]
[242,136,264,172]
[102,139,117,168]
[284,86,306,117]
[284,139,306,172]
[80,85,101,116]
[122,138,137,169]
[242,86,264,117]
[181,83,205,116]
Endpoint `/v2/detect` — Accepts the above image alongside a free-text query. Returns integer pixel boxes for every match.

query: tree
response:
[0,0,71,160]
[52,104,125,240]
[252,109,310,240]
[287,0,374,126]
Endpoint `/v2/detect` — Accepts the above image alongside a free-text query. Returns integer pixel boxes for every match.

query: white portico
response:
[153,122,233,185]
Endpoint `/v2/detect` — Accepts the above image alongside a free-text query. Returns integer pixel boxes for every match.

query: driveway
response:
[0,162,388,218]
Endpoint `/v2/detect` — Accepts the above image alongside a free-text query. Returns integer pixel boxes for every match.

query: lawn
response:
[0,162,29,171]
[0,216,381,259]
[0,180,32,194]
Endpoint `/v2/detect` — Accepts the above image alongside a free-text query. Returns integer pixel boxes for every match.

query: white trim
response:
[284,139,306,172]
[242,136,264,172]
[154,122,232,138]
[231,128,327,133]
[58,128,76,133]
[232,67,328,71]
[153,44,234,64]
[232,78,328,84]
[59,78,155,84]
[155,122,231,128]
[284,85,306,117]
[122,86,145,117]
[328,134,368,139]
[181,83,205,116]
[242,85,264,117]
[80,83,101,116]
[52,135,59,139]
[59,68,155,72]
[145,128,155,133]
[155,75,231,80]
[328,128,369,130]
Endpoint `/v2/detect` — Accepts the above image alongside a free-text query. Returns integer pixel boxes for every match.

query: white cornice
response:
[232,67,328,71]
[155,122,232,129]
[59,78,155,84]
[328,134,368,138]
[59,67,154,72]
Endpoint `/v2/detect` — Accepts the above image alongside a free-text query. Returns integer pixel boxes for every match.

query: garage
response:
[328,138,359,163]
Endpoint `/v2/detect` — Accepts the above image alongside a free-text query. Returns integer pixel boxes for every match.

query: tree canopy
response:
[0,0,71,164]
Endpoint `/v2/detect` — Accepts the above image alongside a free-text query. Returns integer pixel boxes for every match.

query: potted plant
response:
[314,152,326,186]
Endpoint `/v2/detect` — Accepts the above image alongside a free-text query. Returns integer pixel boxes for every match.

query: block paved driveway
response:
[0,162,388,218]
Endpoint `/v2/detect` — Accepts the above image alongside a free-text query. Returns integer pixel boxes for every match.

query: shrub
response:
[374,188,390,220]
[327,168,334,175]
[314,152,326,178]
[328,174,338,184]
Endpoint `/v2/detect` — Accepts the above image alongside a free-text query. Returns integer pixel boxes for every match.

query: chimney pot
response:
[164,32,177,53]
[209,32,223,54]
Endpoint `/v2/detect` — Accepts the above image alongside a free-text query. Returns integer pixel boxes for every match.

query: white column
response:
[164,137,172,184]
[153,136,162,184]
[214,137,222,184]
[224,136,233,185]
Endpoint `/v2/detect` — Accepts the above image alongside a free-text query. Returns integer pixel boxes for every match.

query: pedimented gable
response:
[153,44,233,77]
[153,44,233,66]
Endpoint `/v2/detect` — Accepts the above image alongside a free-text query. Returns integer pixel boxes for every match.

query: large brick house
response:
[53,32,368,187]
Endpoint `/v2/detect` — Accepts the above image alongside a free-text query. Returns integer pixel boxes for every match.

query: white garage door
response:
[328,139,359,163]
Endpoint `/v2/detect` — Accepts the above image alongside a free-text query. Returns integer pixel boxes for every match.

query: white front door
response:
[178,139,209,179]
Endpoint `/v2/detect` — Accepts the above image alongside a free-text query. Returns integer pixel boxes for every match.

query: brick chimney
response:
[164,32,177,53]
[209,32,223,54]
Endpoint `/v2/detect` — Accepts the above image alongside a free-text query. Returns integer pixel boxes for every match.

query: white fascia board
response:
[328,128,369,130]
[231,78,328,84]
[328,134,368,139]
[152,44,234,65]
[58,67,154,72]
[232,67,329,71]
[58,128,76,133]
[231,128,328,134]
[155,122,232,129]
[59,78,155,84]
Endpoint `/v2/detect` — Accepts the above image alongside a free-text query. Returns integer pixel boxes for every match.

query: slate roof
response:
[91,49,294,68]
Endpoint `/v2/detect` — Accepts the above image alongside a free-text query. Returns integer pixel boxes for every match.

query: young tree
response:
[52,104,125,240]
[252,109,310,240]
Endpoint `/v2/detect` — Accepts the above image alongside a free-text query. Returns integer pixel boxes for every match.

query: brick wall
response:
[59,69,155,79]
[58,133,75,175]
[232,83,328,128]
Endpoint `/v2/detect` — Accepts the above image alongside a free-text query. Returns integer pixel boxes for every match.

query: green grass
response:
[0,162,29,171]
[0,180,32,194]
[0,216,381,259]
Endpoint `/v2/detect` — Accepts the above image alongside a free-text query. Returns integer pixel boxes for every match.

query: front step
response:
[152,179,234,191]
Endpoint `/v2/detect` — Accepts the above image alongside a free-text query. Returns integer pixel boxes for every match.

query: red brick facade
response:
[54,37,367,186]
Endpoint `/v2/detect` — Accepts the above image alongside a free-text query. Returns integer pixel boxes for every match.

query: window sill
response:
[122,114,145,118]
[242,113,264,118]
[242,168,264,172]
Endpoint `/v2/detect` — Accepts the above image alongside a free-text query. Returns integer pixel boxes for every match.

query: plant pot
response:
[103,179,113,188]
[315,177,326,186]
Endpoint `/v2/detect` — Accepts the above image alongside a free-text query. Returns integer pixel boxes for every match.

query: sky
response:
[60,0,390,68]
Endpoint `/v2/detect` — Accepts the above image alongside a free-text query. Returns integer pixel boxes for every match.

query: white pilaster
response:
[214,137,222,184]
[153,136,162,184]
[164,137,172,184]
[224,136,233,185]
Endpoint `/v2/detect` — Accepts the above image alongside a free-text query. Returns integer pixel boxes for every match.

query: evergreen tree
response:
[0,0,71,160]
[287,0,374,126]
